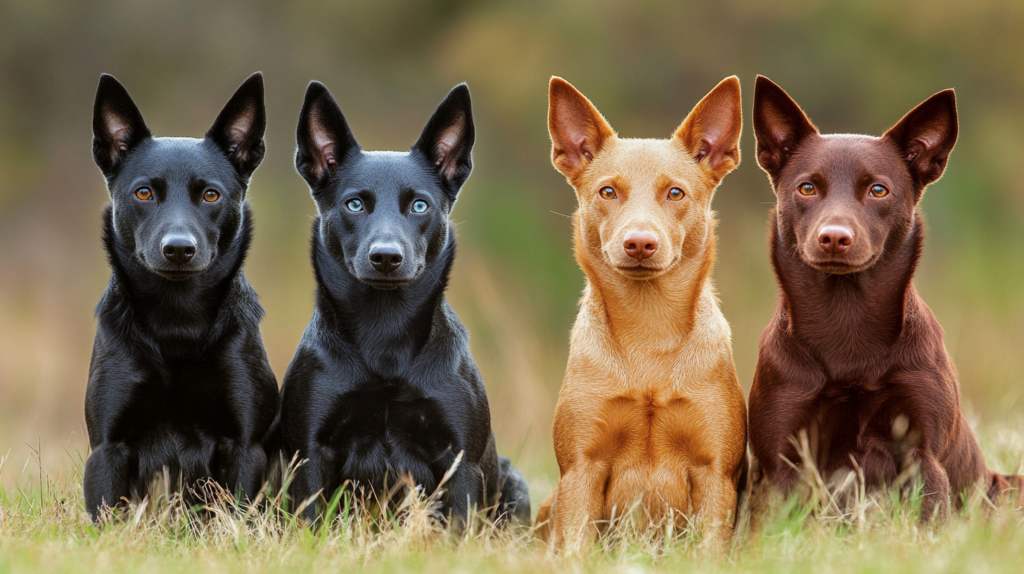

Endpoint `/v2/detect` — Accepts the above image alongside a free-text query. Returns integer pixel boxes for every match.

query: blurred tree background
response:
[1,0,1023,493]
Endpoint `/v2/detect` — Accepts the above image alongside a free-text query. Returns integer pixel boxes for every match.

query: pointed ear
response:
[883,89,957,189]
[295,81,360,188]
[206,72,267,179]
[412,83,475,196]
[753,76,818,182]
[674,76,742,183]
[92,74,151,174]
[548,77,615,181]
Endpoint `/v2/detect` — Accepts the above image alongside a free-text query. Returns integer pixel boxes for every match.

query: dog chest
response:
[317,379,459,490]
[581,391,715,468]
[103,374,245,483]
[802,382,917,480]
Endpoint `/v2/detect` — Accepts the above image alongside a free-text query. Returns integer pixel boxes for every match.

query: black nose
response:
[161,236,197,264]
[369,245,404,274]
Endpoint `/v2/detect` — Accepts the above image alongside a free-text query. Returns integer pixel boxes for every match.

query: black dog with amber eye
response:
[83,72,278,522]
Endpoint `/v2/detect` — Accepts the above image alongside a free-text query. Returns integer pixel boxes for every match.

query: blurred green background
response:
[0,0,1022,491]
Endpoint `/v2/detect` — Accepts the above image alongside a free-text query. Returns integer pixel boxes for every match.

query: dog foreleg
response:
[288,449,326,525]
[689,465,737,553]
[918,451,951,522]
[444,460,485,534]
[222,442,268,507]
[83,442,132,523]
[550,465,605,551]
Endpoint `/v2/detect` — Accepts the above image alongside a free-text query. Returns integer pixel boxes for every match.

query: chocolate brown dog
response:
[748,76,1023,520]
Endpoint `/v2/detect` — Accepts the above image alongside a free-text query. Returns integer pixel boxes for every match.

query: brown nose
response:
[623,231,659,260]
[818,225,853,254]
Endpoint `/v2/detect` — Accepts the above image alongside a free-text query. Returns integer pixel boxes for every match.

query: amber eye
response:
[134,187,153,201]
[869,184,889,198]
[667,187,685,201]
[599,186,617,200]
[798,183,816,196]
[203,189,221,202]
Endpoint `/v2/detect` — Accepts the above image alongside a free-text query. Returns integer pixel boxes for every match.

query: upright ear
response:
[548,77,615,181]
[206,72,267,179]
[412,83,475,197]
[752,76,818,183]
[92,74,151,174]
[295,81,360,188]
[674,76,743,183]
[883,89,957,190]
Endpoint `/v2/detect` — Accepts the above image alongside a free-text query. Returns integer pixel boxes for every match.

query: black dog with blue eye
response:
[83,73,278,521]
[275,81,530,526]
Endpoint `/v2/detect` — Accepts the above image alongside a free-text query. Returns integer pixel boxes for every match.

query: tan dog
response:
[536,77,747,551]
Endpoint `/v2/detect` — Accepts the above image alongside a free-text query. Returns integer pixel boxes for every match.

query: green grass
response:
[0,423,1022,574]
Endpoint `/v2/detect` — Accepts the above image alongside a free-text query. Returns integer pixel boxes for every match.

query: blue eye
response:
[412,200,428,213]
[346,199,363,212]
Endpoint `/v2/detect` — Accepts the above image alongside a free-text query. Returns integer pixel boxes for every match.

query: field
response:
[1,418,1022,574]
[3,1,1024,572]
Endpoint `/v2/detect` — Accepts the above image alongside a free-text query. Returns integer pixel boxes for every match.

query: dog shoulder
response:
[281,329,338,389]
[690,289,733,343]
[437,299,471,345]
[568,294,615,352]
[216,273,266,332]
[751,319,826,397]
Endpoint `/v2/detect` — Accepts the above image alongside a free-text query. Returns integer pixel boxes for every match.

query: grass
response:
[0,421,1022,574]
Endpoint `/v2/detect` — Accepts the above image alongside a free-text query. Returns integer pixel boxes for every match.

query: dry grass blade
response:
[0,430,1022,573]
